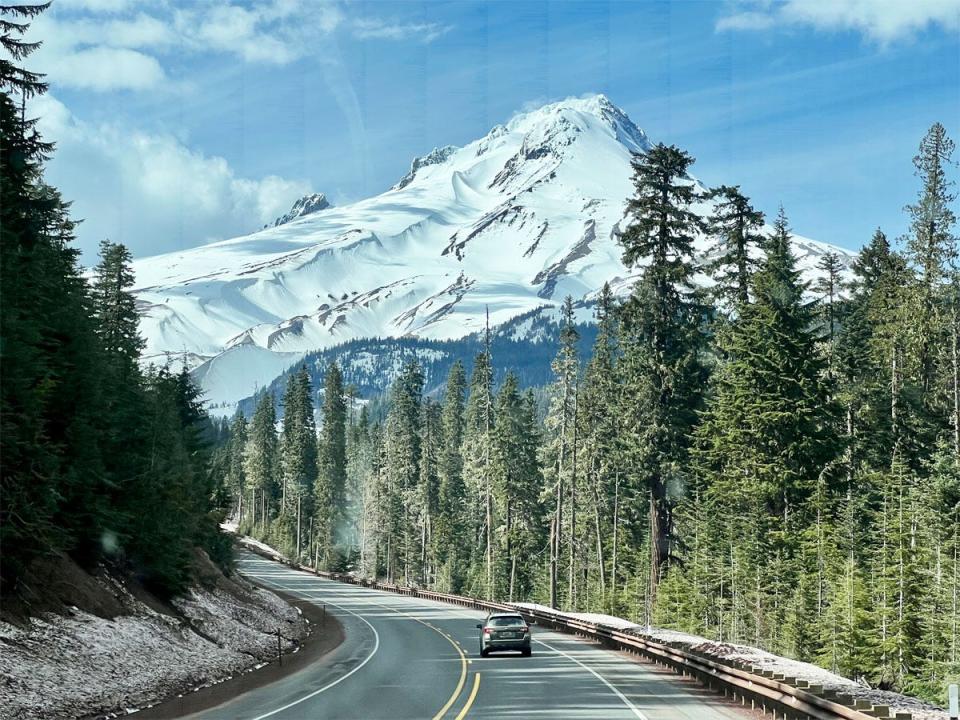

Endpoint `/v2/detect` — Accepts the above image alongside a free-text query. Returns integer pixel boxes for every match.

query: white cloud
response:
[717,0,960,43]
[48,46,167,91]
[352,18,453,43]
[33,95,312,261]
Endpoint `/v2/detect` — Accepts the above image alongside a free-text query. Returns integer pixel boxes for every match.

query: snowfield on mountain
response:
[132,95,855,413]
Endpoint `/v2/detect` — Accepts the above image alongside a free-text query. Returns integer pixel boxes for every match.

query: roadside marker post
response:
[949,683,958,720]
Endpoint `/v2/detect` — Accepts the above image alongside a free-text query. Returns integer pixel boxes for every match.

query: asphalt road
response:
[187,551,752,720]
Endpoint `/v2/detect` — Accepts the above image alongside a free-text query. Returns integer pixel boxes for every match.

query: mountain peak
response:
[504,94,650,153]
[393,145,460,190]
[267,193,331,228]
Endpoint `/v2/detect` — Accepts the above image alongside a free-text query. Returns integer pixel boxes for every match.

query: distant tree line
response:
[1,5,229,598]
[229,127,959,703]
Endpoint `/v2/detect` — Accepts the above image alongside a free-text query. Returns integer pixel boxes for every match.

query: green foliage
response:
[0,4,228,598]
[617,143,707,615]
[704,185,764,307]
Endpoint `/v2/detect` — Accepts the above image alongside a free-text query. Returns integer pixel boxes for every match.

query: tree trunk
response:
[551,380,569,609]
[953,301,959,459]
[593,484,606,601]
[612,471,619,599]
[296,494,302,561]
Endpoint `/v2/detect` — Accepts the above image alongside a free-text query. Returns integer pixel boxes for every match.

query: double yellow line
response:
[365,596,480,719]
[429,626,480,720]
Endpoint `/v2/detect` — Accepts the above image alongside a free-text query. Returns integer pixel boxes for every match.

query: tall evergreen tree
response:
[617,143,707,614]
[463,324,496,599]
[491,374,542,601]
[280,366,317,559]
[436,361,468,591]
[228,413,249,527]
[316,362,347,566]
[543,296,580,609]
[580,283,622,605]
[906,123,957,405]
[244,393,278,536]
[693,208,839,650]
[704,184,764,307]
[384,361,423,582]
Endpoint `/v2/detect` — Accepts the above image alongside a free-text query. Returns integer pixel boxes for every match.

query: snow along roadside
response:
[0,558,309,720]
[513,603,949,720]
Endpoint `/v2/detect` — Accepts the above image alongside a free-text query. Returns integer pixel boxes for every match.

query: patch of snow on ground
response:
[513,603,948,720]
[0,563,308,720]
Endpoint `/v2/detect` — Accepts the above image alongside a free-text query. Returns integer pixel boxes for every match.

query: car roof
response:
[487,612,524,618]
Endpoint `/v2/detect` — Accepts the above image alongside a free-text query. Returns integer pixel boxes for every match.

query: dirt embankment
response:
[0,548,342,720]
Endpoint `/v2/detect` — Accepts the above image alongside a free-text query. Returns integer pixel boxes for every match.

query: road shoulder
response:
[132,587,344,719]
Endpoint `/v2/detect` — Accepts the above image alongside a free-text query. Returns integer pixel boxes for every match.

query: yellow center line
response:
[359,596,467,720]
[453,673,481,720]
[430,627,468,720]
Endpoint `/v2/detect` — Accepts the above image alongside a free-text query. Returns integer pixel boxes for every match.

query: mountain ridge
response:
[131,94,855,415]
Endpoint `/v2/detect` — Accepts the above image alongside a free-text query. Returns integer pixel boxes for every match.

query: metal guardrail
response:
[241,541,908,720]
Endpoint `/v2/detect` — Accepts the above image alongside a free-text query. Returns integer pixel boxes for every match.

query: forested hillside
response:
[233,310,598,418]
[228,133,960,703]
[0,4,229,600]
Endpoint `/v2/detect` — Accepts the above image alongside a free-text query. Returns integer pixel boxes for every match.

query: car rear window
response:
[489,616,525,626]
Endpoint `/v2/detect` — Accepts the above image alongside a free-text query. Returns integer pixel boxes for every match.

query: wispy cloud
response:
[35,0,449,92]
[717,0,960,44]
[352,18,453,43]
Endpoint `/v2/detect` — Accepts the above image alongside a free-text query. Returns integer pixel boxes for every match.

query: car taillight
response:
[520,627,528,633]
[483,627,492,634]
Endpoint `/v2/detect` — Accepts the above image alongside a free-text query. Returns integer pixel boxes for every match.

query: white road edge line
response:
[535,637,650,720]
[241,569,381,720]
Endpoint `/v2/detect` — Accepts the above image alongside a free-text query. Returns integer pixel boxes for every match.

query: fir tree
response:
[384,361,423,582]
[617,143,706,614]
[436,361,468,591]
[704,184,764,307]
[492,374,542,600]
[462,324,496,599]
[280,366,317,559]
[906,123,957,405]
[244,393,278,537]
[316,362,347,566]
[542,297,580,609]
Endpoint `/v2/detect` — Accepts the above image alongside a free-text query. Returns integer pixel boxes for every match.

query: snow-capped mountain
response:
[132,94,855,415]
[265,192,331,229]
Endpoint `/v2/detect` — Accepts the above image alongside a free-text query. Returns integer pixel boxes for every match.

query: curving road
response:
[187,551,753,720]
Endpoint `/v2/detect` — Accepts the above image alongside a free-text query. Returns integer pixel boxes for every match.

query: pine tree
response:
[0,3,108,585]
[491,373,543,600]
[816,250,843,345]
[436,361,468,591]
[617,143,706,615]
[280,366,317,560]
[704,185,764,307]
[316,362,347,567]
[693,208,839,650]
[579,284,622,606]
[92,240,145,375]
[244,393,278,538]
[384,361,423,582]
[462,324,495,599]
[418,398,443,585]
[228,414,249,528]
[906,123,957,407]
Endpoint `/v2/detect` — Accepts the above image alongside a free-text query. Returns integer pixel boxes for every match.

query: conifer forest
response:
[229,133,960,702]
[2,1,959,709]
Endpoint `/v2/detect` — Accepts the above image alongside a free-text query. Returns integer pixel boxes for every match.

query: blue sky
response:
[29,0,960,260]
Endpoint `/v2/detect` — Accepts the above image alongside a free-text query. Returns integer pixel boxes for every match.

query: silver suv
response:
[476,612,533,657]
